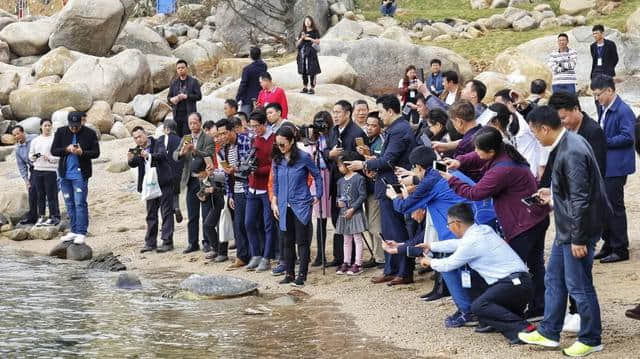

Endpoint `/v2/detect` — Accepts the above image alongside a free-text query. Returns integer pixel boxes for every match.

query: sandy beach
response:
[1,138,639,358]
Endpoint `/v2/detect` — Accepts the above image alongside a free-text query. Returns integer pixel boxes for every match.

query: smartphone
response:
[418,68,425,83]
[73,144,79,148]
[433,161,447,172]
[521,195,543,207]
[184,135,193,144]
[220,160,230,169]
[382,178,403,194]
[355,137,365,147]
[402,103,412,116]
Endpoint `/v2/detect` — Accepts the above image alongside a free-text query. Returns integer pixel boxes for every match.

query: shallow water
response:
[0,247,419,358]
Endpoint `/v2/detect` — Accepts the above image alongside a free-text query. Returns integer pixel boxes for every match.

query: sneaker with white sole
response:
[73,235,86,244]
[60,232,77,242]
[518,330,560,348]
[562,313,581,333]
[562,341,603,357]
[35,216,47,227]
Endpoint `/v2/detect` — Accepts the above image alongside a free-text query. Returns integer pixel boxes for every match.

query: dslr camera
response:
[129,146,142,156]
[235,147,258,182]
[300,117,330,145]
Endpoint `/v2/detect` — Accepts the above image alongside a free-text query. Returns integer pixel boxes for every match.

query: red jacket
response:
[249,132,275,191]
[256,86,289,119]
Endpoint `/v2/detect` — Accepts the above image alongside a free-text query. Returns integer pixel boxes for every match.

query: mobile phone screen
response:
[418,68,425,83]
[521,196,542,207]
[433,161,447,172]
[355,137,365,147]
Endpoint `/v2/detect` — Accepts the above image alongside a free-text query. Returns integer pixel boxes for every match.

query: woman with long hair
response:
[485,102,515,144]
[440,126,551,321]
[398,65,421,124]
[271,126,323,287]
[296,16,322,95]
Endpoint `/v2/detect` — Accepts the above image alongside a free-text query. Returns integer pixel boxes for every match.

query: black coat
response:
[296,30,321,76]
[590,39,618,78]
[128,137,174,193]
[323,120,367,196]
[51,126,100,179]
[236,59,268,104]
[167,75,202,118]
[550,131,610,245]
[158,133,183,181]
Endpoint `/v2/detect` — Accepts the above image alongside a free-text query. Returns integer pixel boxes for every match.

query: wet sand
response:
[2,138,640,358]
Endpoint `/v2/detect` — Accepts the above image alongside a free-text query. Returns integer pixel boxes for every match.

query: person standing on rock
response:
[236,47,267,115]
[128,126,175,253]
[12,125,38,226]
[380,0,396,17]
[28,119,60,227]
[590,24,618,80]
[168,59,202,138]
[51,112,100,245]
[547,33,578,95]
[256,72,289,120]
[296,16,322,95]
[159,119,184,223]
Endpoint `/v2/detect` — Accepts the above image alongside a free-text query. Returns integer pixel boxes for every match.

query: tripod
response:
[311,138,327,275]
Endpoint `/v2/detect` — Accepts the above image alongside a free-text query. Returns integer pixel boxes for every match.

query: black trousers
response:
[602,176,629,256]
[32,170,60,219]
[314,218,328,261]
[471,273,533,341]
[175,112,189,138]
[186,177,211,248]
[302,74,316,88]
[145,184,175,247]
[283,207,312,279]
[509,216,549,315]
[204,191,227,256]
[171,177,181,211]
[23,174,38,223]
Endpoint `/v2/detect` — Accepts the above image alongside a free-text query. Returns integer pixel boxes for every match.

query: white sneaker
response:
[73,235,86,244]
[60,232,77,242]
[562,313,581,333]
[35,217,47,227]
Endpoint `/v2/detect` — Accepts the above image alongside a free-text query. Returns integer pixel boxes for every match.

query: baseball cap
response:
[68,111,86,126]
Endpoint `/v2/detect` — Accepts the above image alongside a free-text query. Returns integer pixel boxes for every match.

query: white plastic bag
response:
[141,159,162,201]
[218,196,234,243]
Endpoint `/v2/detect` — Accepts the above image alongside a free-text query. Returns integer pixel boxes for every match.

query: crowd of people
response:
[10,22,640,357]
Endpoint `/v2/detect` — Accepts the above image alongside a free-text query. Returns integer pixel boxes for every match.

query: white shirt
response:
[28,135,58,172]
[512,112,545,176]
[430,224,529,285]
[600,95,617,129]
[445,91,457,105]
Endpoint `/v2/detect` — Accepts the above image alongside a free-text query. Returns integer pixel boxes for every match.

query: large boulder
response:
[360,21,385,37]
[0,17,15,33]
[0,62,35,89]
[320,38,473,97]
[67,243,93,261]
[211,56,358,99]
[490,47,552,96]
[475,71,529,104]
[559,0,595,15]
[110,121,129,139]
[172,39,230,81]
[124,117,156,135]
[177,4,209,26]
[61,49,152,104]
[49,240,71,259]
[0,18,55,56]
[86,101,114,134]
[148,100,172,124]
[9,82,92,119]
[380,26,412,44]
[146,55,177,92]
[0,192,28,222]
[87,252,127,271]
[29,226,59,240]
[214,0,330,55]
[132,94,155,118]
[17,117,41,134]
[0,72,19,105]
[322,18,363,41]
[178,274,259,299]
[115,22,172,57]
[0,40,9,63]
[627,7,640,36]
[512,16,536,32]
[31,47,87,79]
[49,0,133,56]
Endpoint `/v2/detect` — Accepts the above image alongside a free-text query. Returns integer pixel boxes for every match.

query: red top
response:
[248,132,275,191]
[256,86,289,119]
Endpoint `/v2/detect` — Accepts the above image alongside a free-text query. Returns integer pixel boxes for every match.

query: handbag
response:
[141,159,162,201]
[218,195,234,243]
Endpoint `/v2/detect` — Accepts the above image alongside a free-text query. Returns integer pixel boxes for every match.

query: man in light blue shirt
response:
[420,203,534,344]
[12,125,38,225]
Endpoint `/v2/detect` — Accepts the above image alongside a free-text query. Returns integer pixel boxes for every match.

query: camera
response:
[211,171,226,189]
[300,117,330,145]
[129,147,142,156]
[33,153,42,159]
[235,147,258,181]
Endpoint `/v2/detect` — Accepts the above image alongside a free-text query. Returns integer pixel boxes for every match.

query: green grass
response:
[355,0,638,70]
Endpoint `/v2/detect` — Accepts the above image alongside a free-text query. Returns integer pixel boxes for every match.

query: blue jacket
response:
[365,117,416,199]
[393,169,497,254]
[427,72,444,97]
[598,95,636,177]
[236,59,268,104]
[273,151,323,231]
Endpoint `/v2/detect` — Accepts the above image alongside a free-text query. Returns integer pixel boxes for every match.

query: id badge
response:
[597,58,603,67]
[410,90,416,99]
[512,277,521,286]
[461,270,471,288]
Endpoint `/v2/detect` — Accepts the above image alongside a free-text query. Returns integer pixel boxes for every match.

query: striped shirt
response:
[547,48,578,85]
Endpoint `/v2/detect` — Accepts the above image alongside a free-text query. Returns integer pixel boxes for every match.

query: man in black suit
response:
[590,24,618,79]
[128,126,175,253]
[168,59,202,137]
[159,119,184,223]
[236,47,268,115]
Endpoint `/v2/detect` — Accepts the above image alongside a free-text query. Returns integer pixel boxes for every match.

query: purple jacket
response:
[448,151,550,241]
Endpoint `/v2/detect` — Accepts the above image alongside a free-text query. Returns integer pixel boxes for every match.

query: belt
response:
[506,272,530,280]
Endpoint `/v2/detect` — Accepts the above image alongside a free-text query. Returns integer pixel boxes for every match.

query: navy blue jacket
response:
[598,95,636,177]
[236,59,268,104]
[590,39,618,78]
[158,133,182,182]
[323,120,367,197]
[128,137,173,193]
[365,117,416,199]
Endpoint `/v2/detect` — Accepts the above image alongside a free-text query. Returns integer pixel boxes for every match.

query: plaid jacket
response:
[218,133,252,195]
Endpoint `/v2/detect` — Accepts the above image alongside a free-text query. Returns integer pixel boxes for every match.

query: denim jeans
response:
[551,84,576,94]
[245,191,275,259]
[538,241,602,346]
[232,192,250,262]
[59,178,89,235]
[380,3,396,16]
[434,251,472,314]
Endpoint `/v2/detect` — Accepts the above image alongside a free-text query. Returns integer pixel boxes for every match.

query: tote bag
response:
[141,159,162,201]
[218,195,235,243]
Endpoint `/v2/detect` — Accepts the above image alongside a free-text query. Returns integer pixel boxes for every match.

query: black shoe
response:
[202,244,212,253]
[291,276,305,287]
[509,338,524,345]
[308,88,315,95]
[279,275,294,285]
[311,258,323,267]
[140,246,156,253]
[229,243,236,250]
[420,273,450,301]
[18,218,36,226]
[475,325,496,333]
[175,209,183,223]
[376,262,386,269]
[362,258,377,269]
[593,249,611,260]
[182,246,199,254]
[600,252,629,264]
[156,244,174,253]
[301,88,308,93]
[417,266,433,275]
[325,259,341,267]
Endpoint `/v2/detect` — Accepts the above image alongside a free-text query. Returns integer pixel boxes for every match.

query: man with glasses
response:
[590,25,618,80]
[590,75,635,264]
[51,112,100,244]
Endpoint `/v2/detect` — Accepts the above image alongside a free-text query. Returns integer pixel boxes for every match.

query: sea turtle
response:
[167,274,259,300]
